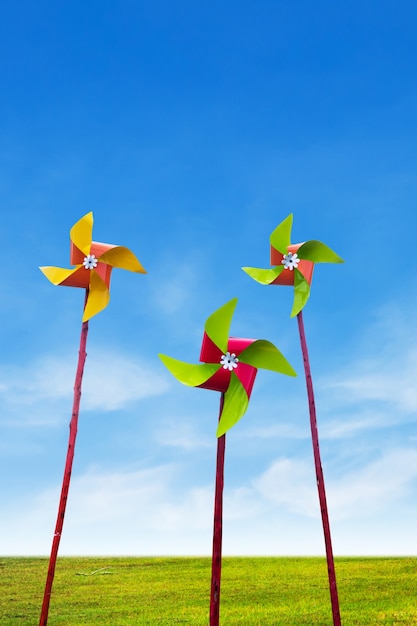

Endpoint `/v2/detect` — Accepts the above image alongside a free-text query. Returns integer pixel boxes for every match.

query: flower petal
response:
[269,214,293,254]
[204,298,237,355]
[216,373,249,437]
[297,240,344,264]
[98,245,146,273]
[70,212,93,256]
[158,355,219,387]
[82,270,110,321]
[239,340,296,376]
[290,268,311,317]
[242,266,284,284]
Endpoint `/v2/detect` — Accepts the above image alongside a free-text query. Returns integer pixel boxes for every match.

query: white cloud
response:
[0,463,214,556]
[154,418,212,450]
[0,349,170,426]
[150,262,199,316]
[82,351,170,411]
[327,448,417,520]
[5,445,417,556]
[251,447,417,523]
[253,457,318,517]
[314,302,417,437]
[4,301,417,557]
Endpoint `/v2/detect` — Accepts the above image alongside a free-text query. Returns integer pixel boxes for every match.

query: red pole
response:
[39,297,89,626]
[210,394,225,626]
[297,310,341,626]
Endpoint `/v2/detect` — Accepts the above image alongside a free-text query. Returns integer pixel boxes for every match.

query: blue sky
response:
[2,0,417,557]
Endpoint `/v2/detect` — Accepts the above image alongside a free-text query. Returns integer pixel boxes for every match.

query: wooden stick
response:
[297,310,341,626]
[210,393,225,626]
[39,296,89,626]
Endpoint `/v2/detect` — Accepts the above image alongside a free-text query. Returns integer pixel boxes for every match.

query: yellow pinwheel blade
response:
[70,212,93,256]
[39,265,78,286]
[98,246,146,273]
[82,270,110,321]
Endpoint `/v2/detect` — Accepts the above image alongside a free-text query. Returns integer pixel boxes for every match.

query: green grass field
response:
[1,556,417,625]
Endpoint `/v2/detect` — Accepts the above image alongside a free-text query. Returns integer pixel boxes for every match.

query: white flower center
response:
[281,252,299,270]
[83,254,98,270]
[220,352,239,371]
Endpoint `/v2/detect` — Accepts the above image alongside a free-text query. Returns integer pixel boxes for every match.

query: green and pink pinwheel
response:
[242,213,343,317]
[159,298,296,626]
[159,298,296,436]
[242,213,344,626]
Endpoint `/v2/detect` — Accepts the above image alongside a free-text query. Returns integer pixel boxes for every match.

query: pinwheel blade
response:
[159,355,219,386]
[82,271,110,321]
[269,214,293,254]
[204,298,237,354]
[241,266,284,285]
[239,340,296,376]
[99,246,147,273]
[216,373,249,437]
[297,240,344,264]
[70,212,93,256]
[291,268,311,317]
[39,265,78,286]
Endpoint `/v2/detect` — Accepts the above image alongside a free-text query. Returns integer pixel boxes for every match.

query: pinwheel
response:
[242,213,343,318]
[242,214,344,626]
[39,212,145,626]
[40,211,146,321]
[159,298,295,626]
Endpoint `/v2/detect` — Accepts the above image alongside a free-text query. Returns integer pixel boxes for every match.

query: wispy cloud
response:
[327,448,417,520]
[154,418,212,450]
[0,349,170,426]
[4,446,417,556]
[312,302,417,438]
[251,447,417,522]
[149,261,201,317]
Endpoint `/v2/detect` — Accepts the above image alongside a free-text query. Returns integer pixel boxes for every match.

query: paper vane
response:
[242,213,343,317]
[40,211,146,321]
[159,298,296,437]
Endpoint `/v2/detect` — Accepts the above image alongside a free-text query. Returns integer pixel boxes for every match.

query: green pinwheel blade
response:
[297,240,344,264]
[239,340,296,376]
[159,354,219,386]
[290,268,311,317]
[216,373,249,437]
[241,265,284,285]
[269,214,293,254]
[204,298,237,353]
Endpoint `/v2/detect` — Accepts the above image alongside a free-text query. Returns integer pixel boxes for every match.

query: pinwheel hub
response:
[65,240,114,289]
[199,333,257,396]
[270,242,314,286]
[83,254,98,270]
[220,352,239,371]
[281,251,299,270]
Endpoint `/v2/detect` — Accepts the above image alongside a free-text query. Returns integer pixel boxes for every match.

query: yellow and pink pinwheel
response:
[38,212,146,625]
[242,213,343,317]
[40,211,146,321]
[159,298,296,436]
